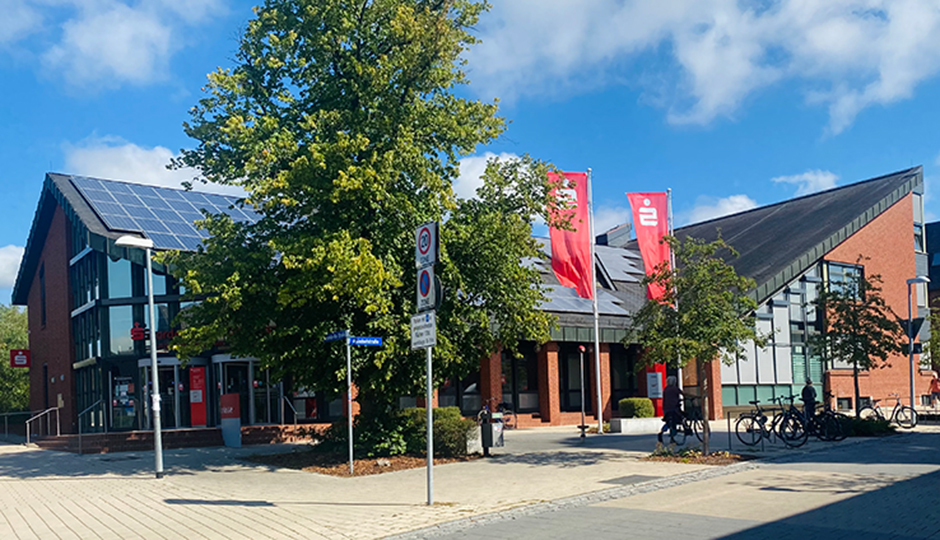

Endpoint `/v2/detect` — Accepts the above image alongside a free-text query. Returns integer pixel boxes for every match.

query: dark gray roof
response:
[664,167,923,303]
[13,173,252,305]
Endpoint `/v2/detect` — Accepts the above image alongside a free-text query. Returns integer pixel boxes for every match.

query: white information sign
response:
[417,266,436,312]
[646,372,663,399]
[411,311,437,350]
[415,222,438,269]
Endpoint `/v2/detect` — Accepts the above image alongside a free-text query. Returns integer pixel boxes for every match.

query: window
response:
[914,193,924,224]
[826,262,862,296]
[108,306,135,356]
[837,397,852,411]
[39,264,46,327]
[107,258,133,299]
[915,224,925,253]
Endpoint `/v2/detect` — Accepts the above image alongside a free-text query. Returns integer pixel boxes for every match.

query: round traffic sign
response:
[418,226,432,255]
[419,269,431,297]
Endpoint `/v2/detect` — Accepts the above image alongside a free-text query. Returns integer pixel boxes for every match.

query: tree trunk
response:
[699,360,710,455]
[853,363,861,418]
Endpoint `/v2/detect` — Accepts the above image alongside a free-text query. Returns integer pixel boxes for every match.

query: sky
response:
[4,0,940,303]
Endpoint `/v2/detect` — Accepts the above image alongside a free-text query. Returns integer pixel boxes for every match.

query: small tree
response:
[0,305,29,413]
[921,301,940,372]
[628,236,762,454]
[808,263,904,417]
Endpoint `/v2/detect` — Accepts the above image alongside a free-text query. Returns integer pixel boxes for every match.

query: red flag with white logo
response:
[627,193,670,300]
[548,172,593,300]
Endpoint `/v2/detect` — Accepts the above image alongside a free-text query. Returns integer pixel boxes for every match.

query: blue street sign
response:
[324,330,350,343]
[349,337,383,347]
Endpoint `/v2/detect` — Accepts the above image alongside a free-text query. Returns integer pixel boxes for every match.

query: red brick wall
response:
[824,193,933,408]
[26,204,76,433]
[479,348,501,411]
[589,344,612,421]
[537,342,560,424]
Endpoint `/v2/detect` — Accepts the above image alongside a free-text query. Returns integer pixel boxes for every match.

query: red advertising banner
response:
[9,349,30,368]
[189,367,207,428]
[627,192,670,300]
[548,172,594,299]
[221,393,240,420]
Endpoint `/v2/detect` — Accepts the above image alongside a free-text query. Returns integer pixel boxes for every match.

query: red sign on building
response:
[9,349,30,368]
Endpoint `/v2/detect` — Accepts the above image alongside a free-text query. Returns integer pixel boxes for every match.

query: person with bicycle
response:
[660,375,684,443]
[801,378,817,422]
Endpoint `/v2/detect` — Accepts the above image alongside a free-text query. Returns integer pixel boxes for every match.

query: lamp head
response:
[114,235,154,250]
[907,276,930,285]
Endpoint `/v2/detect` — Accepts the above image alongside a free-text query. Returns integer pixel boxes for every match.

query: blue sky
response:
[4,1,940,303]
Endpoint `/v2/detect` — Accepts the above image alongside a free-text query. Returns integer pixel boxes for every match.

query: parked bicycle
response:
[809,392,850,442]
[735,396,807,448]
[858,393,917,429]
[477,398,515,429]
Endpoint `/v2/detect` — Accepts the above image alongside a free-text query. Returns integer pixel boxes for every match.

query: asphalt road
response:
[410,428,940,540]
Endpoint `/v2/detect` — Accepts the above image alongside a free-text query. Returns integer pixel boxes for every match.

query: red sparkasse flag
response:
[627,192,670,300]
[548,172,593,300]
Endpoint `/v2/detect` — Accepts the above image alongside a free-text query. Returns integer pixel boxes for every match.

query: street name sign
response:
[417,266,436,312]
[411,311,437,350]
[324,330,350,343]
[415,222,438,269]
[350,337,383,347]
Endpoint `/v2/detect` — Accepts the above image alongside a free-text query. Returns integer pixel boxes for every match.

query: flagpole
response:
[587,168,603,434]
[669,188,681,392]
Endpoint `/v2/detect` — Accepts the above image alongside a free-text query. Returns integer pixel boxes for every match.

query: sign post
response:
[325,330,383,476]
[414,221,439,506]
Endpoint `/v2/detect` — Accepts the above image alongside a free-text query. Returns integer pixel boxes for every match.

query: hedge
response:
[619,397,655,418]
[401,406,477,457]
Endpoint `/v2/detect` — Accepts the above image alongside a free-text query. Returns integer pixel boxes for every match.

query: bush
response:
[619,398,655,418]
[402,406,477,457]
[849,417,896,437]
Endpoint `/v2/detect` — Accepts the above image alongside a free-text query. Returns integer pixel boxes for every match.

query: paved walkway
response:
[407,427,940,540]
[0,427,707,540]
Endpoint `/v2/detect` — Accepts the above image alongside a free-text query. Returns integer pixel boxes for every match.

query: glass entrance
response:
[560,347,592,413]
[223,363,250,424]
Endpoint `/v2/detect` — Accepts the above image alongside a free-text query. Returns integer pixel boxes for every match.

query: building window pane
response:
[109,306,135,356]
[915,224,925,252]
[108,258,133,299]
[143,272,168,296]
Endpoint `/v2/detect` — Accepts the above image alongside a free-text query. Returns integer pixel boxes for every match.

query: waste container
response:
[480,410,504,456]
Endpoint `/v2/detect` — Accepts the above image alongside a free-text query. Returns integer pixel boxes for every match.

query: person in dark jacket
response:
[660,376,684,443]
[801,378,817,421]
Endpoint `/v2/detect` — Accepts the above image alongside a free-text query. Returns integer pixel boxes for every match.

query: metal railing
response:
[77,400,104,456]
[281,395,298,428]
[25,407,60,445]
[1,410,33,439]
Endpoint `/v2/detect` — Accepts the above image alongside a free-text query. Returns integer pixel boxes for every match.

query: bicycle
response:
[477,398,515,429]
[683,396,706,442]
[775,395,809,447]
[658,408,698,446]
[858,393,917,429]
[810,392,850,442]
[735,398,781,447]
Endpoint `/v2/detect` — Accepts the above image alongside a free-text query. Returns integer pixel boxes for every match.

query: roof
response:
[663,167,923,303]
[13,173,254,305]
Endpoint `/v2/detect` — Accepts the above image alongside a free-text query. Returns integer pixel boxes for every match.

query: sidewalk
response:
[0,424,907,540]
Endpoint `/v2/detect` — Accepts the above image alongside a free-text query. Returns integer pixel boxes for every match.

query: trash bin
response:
[480,410,504,456]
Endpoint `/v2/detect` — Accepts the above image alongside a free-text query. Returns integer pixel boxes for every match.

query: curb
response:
[383,432,913,540]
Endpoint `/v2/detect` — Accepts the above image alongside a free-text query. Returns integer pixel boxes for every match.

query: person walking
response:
[929,373,940,410]
[659,375,684,444]
[801,378,817,421]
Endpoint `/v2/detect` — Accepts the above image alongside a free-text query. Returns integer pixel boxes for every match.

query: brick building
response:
[12,167,934,437]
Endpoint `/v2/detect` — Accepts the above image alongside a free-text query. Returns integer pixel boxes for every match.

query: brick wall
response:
[26,204,76,433]
[824,193,934,408]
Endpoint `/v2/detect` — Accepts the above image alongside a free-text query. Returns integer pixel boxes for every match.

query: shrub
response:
[402,406,477,457]
[619,397,655,418]
[849,417,896,437]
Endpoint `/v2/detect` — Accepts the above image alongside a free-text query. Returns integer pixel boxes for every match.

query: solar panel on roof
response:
[70,176,255,251]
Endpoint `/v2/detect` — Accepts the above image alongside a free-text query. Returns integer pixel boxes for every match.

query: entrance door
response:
[158,366,177,429]
[223,363,250,424]
[560,349,592,413]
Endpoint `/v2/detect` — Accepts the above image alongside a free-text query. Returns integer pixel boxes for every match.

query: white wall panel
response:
[756,318,776,384]
[738,337,758,384]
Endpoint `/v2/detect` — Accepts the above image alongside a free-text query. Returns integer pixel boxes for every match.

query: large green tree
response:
[163,1,564,431]
[0,305,29,413]
[808,264,904,416]
[627,236,763,454]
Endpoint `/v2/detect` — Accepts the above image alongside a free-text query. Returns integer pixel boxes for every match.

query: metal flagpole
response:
[668,189,682,392]
[587,168,603,434]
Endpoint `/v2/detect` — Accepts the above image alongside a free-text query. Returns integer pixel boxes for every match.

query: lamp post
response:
[906,276,930,410]
[115,235,164,478]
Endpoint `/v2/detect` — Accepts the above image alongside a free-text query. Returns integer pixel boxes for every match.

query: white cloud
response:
[0,245,25,288]
[63,135,244,196]
[685,194,758,225]
[470,1,940,133]
[6,0,222,88]
[593,205,632,235]
[454,152,520,199]
[771,170,839,196]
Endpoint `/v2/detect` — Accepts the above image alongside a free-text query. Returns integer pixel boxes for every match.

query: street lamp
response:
[115,235,164,479]
[907,276,930,410]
